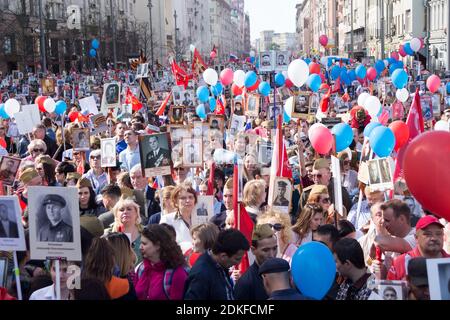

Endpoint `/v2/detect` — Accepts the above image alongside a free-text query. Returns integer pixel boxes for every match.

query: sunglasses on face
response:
[269,223,284,231]
[90,155,101,160]
[33,148,45,153]
[321,197,331,204]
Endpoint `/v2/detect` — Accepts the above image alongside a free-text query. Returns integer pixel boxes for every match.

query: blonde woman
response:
[243,179,267,222]
[23,139,47,162]
[105,232,137,276]
[257,210,298,264]
[109,198,144,264]
[292,204,325,246]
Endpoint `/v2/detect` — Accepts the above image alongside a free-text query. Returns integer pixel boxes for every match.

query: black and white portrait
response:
[182,138,202,167]
[427,258,450,300]
[101,138,116,167]
[140,133,172,176]
[72,128,90,151]
[101,83,121,116]
[246,94,259,117]
[136,63,149,79]
[170,106,184,125]
[0,197,26,251]
[172,86,183,105]
[258,141,273,166]
[368,158,394,191]
[277,53,287,66]
[271,178,292,209]
[232,99,244,116]
[28,187,81,261]
[181,90,195,107]
[368,159,381,185]
[0,156,21,186]
[105,83,119,105]
[209,115,225,132]
[378,158,392,184]
[91,113,108,135]
[293,93,311,118]
[378,284,403,300]
[192,195,214,227]
[229,114,246,136]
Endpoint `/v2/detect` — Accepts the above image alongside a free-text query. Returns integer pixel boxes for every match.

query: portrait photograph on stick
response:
[270,177,292,213]
[139,133,172,177]
[367,158,394,191]
[246,94,260,117]
[427,258,450,300]
[182,138,203,167]
[292,92,311,119]
[72,128,91,151]
[0,156,21,186]
[0,196,26,251]
[208,115,225,132]
[101,138,117,167]
[170,106,184,125]
[191,195,214,227]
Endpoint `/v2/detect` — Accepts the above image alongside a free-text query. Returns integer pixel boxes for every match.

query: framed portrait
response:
[0,156,21,186]
[90,113,108,135]
[259,51,275,72]
[367,157,394,191]
[101,83,121,116]
[72,128,90,151]
[431,94,442,116]
[232,98,245,116]
[420,95,433,121]
[0,196,26,251]
[427,257,450,300]
[101,138,116,167]
[309,93,320,115]
[246,94,260,117]
[209,115,225,132]
[40,78,55,95]
[257,140,273,166]
[192,195,214,227]
[275,51,289,71]
[21,85,29,96]
[168,125,190,144]
[170,106,184,125]
[182,138,203,167]
[172,85,184,105]
[292,92,311,119]
[192,121,206,139]
[139,133,172,177]
[270,177,292,214]
[372,280,407,300]
[180,90,195,107]
[229,114,246,137]
[27,186,82,261]
[136,63,149,79]
[0,257,7,288]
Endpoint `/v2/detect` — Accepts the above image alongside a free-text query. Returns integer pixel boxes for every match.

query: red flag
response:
[156,92,172,116]
[392,89,424,182]
[207,162,215,196]
[125,87,143,111]
[215,96,225,115]
[171,58,190,89]
[191,47,207,77]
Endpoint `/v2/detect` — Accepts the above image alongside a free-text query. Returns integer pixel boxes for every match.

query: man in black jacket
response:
[234,224,278,300]
[184,229,250,300]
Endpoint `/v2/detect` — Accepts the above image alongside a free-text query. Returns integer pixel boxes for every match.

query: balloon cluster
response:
[90,38,100,57]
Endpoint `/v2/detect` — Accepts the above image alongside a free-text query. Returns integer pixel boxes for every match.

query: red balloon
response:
[389,120,410,151]
[247,79,260,92]
[318,73,326,83]
[231,83,243,96]
[426,74,441,93]
[35,96,47,113]
[68,111,79,122]
[391,51,399,61]
[285,78,294,89]
[309,63,321,75]
[399,45,406,57]
[403,131,450,219]
[310,126,333,155]
[0,137,6,149]
[367,67,377,81]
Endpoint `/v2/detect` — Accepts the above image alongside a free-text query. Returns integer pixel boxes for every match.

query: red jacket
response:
[387,246,450,281]
[0,287,16,300]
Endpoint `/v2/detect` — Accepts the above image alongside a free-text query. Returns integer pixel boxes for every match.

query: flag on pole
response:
[125,87,143,111]
[191,46,207,77]
[171,58,190,89]
[156,92,172,116]
[207,162,215,196]
[215,96,226,115]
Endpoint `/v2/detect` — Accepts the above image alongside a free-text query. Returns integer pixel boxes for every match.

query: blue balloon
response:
[283,110,291,123]
[196,104,207,119]
[404,42,414,56]
[54,100,67,115]
[369,126,396,157]
[244,71,257,88]
[331,123,353,152]
[208,97,216,112]
[348,69,357,82]
[0,104,9,119]
[446,82,450,94]
[375,60,385,73]
[275,73,285,87]
[196,86,210,103]
[355,64,367,79]
[330,65,341,80]
[306,74,322,92]
[250,57,255,64]
[303,58,311,65]
[387,57,396,65]
[392,69,408,89]
[364,121,382,138]
[291,242,336,300]
[211,82,223,97]
[89,48,96,57]
[340,70,351,86]
[258,81,271,97]
[91,39,100,50]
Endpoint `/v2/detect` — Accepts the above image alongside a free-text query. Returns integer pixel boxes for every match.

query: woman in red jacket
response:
[134,225,188,300]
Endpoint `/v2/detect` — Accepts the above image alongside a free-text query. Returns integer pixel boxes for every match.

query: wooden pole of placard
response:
[12,251,22,300]
[55,259,61,300]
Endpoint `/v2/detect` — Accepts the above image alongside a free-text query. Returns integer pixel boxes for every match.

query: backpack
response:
[135,262,189,300]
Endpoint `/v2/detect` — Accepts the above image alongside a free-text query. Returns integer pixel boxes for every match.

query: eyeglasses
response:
[268,223,284,231]
[73,151,81,156]
[33,148,45,153]
[343,160,351,165]
[90,155,101,160]
[321,197,331,204]
[311,174,323,179]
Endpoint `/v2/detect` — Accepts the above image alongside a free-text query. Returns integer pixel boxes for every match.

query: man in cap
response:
[234,224,278,300]
[38,194,73,242]
[272,180,290,206]
[406,257,430,300]
[259,257,307,300]
[300,158,352,213]
[387,215,449,281]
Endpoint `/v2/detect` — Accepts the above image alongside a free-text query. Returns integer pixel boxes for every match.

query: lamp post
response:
[147,0,154,66]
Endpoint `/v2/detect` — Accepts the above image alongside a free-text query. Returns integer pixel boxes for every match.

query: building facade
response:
[428,0,448,73]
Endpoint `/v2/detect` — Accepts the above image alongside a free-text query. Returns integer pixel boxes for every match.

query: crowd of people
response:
[0,53,450,302]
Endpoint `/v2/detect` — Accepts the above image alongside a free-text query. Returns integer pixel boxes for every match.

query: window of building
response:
[3,36,13,54]
[405,10,411,33]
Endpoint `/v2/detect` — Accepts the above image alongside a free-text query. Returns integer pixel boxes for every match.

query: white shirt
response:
[159,212,192,253]
[29,285,56,300]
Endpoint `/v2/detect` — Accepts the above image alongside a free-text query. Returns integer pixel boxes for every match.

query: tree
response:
[269,43,280,51]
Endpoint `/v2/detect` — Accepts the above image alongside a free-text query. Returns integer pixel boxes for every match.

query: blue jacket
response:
[234,262,268,300]
[269,288,308,300]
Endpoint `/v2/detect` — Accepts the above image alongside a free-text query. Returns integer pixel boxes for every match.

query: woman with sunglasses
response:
[292,204,325,246]
[257,209,298,264]
[23,139,47,162]
[306,184,345,224]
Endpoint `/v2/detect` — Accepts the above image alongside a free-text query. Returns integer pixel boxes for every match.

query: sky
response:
[244,0,300,41]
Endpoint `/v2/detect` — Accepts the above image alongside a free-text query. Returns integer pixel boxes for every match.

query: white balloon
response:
[250,50,256,58]
[233,70,246,87]
[410,38,421,52]
[383,60,389,67]
[434,120,450,131]
[4,98,20,118]
[284,96,294,117]
[363,96,381,117]
[44,98,56,113]
[357,92,370,107]
[308,122,327,141]
[288,59,309,88]
[203,68,218,86]
[396,88,409,103]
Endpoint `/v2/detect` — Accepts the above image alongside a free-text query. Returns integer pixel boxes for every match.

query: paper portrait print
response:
[0,196,26,251]
[367,158,394,191]
[28,186,82,261]
[72,128,90,151]
[101,83,121,116]
[292,92,311,119]
[101,138,116,167]
[0,156,21,186]
[91,113,108,135]
[136,63,149,79]
[229,114,246,136]
[246,94,260,117]
[260,51,275,72]
[191,195,214,227]
[427,258,450,300]
[139,133,172,177]
[209,115,225,132]
[182,138,202,167]
[275,51,289,71]
[170,106,184,125]
[270,177,292,214]
[41,78,55,95]
[257,140,273,166]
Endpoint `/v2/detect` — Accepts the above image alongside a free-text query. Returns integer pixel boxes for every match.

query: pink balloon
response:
[391,51,399,61]
[399,45,406,57]
[210,51,217,59]
[310,126,333,155]
[319,35,328,47]
[220,68,234,86]
[319,73,326,83]
[426,74,441,93]
[379,110,390,125]
[367,67,377,81]
[419,38,424,49]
